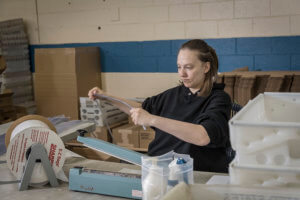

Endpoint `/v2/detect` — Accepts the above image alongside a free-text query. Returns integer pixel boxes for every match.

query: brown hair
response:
[179,39,218,97]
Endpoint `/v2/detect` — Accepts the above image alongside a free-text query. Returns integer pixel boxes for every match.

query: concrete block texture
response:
[253,16,290,36]
[205,38,236,55]
[271,36,300,54]
[235,0,270,18]
[186,21,218,38]
[271,0,300,16]
[219,55,254,72]
[3,0,300,43]
[101,73,179,99]
[237,37,272,54]
[201,1,234,20]
[255,55,291,71]
[0,0,39,43]
[141,41,172,56]
[169,4,201,21]
[218,19,252,38]
[291,55,300,70]
[154,22,185,40]
[120,6,168,23]
[291,15,300,35]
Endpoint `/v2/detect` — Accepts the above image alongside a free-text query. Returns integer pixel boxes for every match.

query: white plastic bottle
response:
[142,165,166,200]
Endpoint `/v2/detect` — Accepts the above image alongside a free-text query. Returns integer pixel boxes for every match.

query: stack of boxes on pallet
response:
[0,92,15,124]
[0,18,36,115]
[112,120,155,151]
[80,97,128,127]
[229,93,300,188]
[80,97,128,142]
[218,71,300,106]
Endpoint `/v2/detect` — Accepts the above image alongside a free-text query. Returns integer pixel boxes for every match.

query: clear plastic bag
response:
[142,151,193,200]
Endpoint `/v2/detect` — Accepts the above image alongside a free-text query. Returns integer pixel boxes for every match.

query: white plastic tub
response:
[229,161,300,188]
[229,93,300,167]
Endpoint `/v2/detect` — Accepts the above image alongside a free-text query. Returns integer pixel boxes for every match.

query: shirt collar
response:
[182,83,225,97]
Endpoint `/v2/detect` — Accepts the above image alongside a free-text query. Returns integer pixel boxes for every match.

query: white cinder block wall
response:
[1,0,300,98]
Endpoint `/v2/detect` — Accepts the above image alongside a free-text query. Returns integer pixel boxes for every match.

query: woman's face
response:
[177,48,210,93]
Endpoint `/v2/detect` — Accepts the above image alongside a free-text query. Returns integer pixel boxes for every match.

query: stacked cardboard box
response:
[223,74,235,101]
[139,126,155,149]
[112,123,155,151]
[219,71,300,106]
[0,19,36,114]
[34,47,101,119]
[112,124,140,148]
[291,73,300,92]
[0,92,16,124]
[79,97,128,126]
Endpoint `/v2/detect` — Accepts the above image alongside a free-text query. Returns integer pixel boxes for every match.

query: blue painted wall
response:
[29,36,300,73]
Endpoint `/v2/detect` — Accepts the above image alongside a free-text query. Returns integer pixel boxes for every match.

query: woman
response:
[88,39,232,173]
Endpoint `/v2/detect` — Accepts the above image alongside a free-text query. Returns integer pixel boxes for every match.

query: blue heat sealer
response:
[69,136,145,199]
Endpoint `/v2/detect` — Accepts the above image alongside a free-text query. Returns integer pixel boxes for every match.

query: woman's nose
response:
[178,68,186,76]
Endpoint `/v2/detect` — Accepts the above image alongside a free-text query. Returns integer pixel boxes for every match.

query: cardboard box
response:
[280,75,293,92]
[252,74,269,97]
[0,105,15,113]
[112,124,139,148]
[80,112,127,127]
[139,126,155,149]
[223,75,235,101]
[34,74,78,97]
[91,126,112,142]
[0,92,13,107]
[34,96,78,119]
[265,75,284,92]
[34,47,101,119]
[291,74,300,92]
[238,75,256,106]
[0,55,6,74]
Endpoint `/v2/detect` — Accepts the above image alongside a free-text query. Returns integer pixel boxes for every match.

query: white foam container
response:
[229,161,300,188]
[229,92,300,167]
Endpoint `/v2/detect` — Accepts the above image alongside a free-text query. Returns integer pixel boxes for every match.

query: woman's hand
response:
[88,87,105,100]
[130,108,154,127]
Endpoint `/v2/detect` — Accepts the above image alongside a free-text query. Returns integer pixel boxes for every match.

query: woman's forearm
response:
[149,115,210,146]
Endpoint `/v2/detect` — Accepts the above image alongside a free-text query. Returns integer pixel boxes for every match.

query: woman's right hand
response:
[88,87,104,100]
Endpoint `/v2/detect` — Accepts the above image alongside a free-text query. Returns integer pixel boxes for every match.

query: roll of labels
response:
[4,115,66,190]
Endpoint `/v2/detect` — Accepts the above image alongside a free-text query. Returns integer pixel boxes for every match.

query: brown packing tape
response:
[5,114,57,148]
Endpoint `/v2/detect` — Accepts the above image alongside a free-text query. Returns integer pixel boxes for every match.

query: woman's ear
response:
[204,62,211,73]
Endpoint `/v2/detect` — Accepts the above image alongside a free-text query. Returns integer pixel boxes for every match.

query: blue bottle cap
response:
[176,158,186,164]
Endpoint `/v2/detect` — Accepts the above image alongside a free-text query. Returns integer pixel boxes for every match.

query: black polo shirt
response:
[142,83,232,173]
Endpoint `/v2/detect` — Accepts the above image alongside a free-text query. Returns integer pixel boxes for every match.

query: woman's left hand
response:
[130,108,153,127]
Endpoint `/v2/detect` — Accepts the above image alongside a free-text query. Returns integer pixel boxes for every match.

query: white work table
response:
[0,153,217,200]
